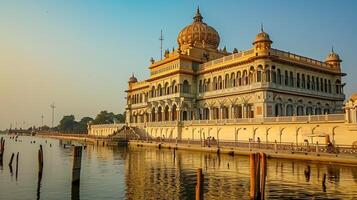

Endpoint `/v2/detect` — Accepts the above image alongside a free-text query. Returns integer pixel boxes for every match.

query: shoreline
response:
[36,134,357,165]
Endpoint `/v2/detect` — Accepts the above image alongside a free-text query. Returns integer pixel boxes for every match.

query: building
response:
[124,8,357,145]
[88,123,124,137]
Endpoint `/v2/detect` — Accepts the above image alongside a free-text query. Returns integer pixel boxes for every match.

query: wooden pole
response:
[250,153,257,200]
[195,168,204,200]
[260,153,267,200]
[322,173,326,192]
[8,153,15,167]
[0,138,5,166]
[38,145,44,175]
[16,152,19,180]
[72,146,82,185]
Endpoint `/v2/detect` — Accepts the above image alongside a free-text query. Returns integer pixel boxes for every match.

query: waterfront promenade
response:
[36,133,357,165]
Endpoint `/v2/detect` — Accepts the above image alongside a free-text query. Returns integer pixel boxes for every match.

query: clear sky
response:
[1,0,357,130]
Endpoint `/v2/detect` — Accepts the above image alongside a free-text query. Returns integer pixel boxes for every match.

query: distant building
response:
[87,123,124,137]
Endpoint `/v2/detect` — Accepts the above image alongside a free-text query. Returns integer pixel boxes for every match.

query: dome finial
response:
[261,23,264,32]
[193,6,203,22]
[331,45,334,53]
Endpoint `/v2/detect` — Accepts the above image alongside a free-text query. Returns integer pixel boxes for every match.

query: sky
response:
[1,0,357,130]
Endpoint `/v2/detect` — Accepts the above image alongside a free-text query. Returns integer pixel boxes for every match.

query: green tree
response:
[58,115,78,133]
[74,117,93,133]
[92,111,115,124]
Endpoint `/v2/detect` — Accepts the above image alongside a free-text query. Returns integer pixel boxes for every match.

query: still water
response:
[0,135,356,200]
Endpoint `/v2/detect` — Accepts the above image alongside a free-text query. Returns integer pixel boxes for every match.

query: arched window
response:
[151,86,156,97]
[218,76,223,89]
[157,84,162,96]
[164,106,169,121]
[289,71,294,87]
[231,72,236,87]
[243,70,248,85]
[296,73,300,88]
[284,70,289,86]
[164,82,169,95]
[213,77,218,90]
[324,79,327,93]
[172,80,177,93]
[272,66,276,83]
[335,79,341,94]
[199,80,203,93]
[302,74,306,89]
[257,66,262,82]
[151,108,156,122]
[182,80,189,93]
[286,104,294,116]
[157,107,162,121]
[172,104,177,121]
[225,74,229,88]
[328,80,332,93]
[237,72,242,86]
[307,75,310,89]
[277,69,281,84]
[316,77,319,91]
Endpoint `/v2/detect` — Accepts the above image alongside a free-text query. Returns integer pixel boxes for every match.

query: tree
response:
[92,111,116,124]
[74,117,93,133]
[58,115,78,133]
[114,113,125,123]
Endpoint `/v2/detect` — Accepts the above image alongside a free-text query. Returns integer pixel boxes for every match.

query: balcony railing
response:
[129,114,345,127]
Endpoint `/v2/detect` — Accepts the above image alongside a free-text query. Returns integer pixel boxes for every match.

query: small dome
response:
[253,26,272,45]
[325,48,341,62]
[128,74,137,83]
[350,93,357,102]
[177,7,220,50]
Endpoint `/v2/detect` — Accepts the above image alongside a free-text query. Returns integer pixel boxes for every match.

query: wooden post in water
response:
[0,137,5,166]
[8,153,15,167]
[250,153,257,200]
[195,168,204,200]
[250,152,266,200]
[72,146,82,185]
[38,145,44,176]
[322,173,326,192]
[16,152,19,180]
[260,153,267,200]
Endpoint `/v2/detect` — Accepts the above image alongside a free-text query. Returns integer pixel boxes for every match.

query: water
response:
[0,135,356,200]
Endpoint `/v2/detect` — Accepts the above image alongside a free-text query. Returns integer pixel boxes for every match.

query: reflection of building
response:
[126,8,345,124]
[87,123,124,137]
[123,8,357,146]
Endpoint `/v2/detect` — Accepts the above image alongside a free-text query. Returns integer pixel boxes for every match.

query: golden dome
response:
[325,47,341,62]
[253,26,272,45]
[177,7,220,50]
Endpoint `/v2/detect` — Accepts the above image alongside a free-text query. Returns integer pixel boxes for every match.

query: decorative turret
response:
[325,47,342,70]
[128,73,138,84]
[253,25,272,55]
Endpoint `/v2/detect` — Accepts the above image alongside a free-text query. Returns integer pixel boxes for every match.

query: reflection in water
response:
[37,170,42,200]
[123,146,357,199]
[71,183,80,200]
[0,136,357,199]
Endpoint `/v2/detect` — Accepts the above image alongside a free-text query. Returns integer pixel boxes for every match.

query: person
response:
[257,137,261,148]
